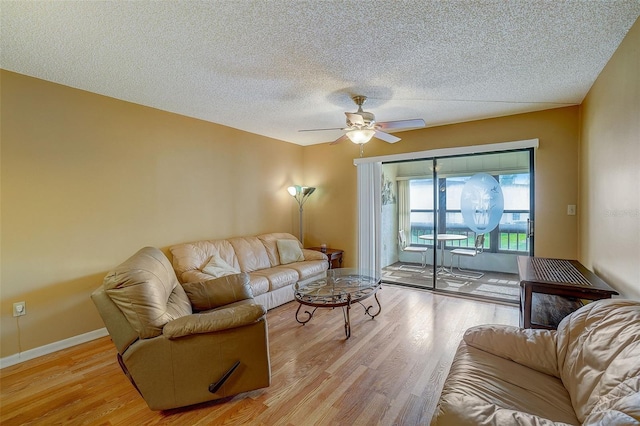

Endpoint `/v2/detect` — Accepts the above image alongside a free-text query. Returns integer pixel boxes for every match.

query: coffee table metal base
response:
[295,287,382,339]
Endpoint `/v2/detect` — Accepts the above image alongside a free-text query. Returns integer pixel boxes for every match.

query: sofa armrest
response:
[302,249,328,261]
[181,272,253,311]
[163,303,266,339]
[463,325,560,378]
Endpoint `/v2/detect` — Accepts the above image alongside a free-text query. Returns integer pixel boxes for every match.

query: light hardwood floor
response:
[1,285,518,425]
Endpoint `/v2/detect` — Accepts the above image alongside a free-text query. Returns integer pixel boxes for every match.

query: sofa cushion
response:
[463,325,559,378]
[556,299,640,423]
[103,247,192,339]
[170,239,239,282]
[276,239,304,264]
[434,342,579,425]
[257,232,300,266]
[282,260,328,280]
[181,273,253,312]
[201,253,241,278]
[252,266,299,291]
[183,268,270,298]
[228,236,271,272]
[247,274,270,296]
[182,269,220,284]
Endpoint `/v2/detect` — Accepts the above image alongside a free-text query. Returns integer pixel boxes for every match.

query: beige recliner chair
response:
[91,247,271,411]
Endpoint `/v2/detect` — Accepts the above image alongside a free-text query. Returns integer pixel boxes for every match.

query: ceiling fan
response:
[299,95,426,146]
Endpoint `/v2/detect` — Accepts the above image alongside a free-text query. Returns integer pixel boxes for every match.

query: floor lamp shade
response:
[287,185,315,244]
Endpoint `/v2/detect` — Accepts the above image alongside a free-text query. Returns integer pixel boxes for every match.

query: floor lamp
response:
[287,185,316,245]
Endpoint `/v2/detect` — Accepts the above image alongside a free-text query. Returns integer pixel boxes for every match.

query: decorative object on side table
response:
[307,246,343,269]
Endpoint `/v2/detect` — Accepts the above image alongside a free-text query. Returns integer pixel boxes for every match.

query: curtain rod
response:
[353,138,539,166]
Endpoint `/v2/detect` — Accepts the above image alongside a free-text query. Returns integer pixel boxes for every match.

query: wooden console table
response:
[517,256,618,329]
[307,247,343,269]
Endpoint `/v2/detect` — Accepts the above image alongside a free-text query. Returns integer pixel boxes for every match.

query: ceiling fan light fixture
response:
[346,129,375,144]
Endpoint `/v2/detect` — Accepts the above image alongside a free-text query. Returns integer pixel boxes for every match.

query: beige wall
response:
[579,18,640,300]
[304,106,581,269]
[0,71,304,358]
[8,24,638,358]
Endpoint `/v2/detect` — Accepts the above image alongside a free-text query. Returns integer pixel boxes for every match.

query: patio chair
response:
[449,234,485,279]
[398,229,429,270]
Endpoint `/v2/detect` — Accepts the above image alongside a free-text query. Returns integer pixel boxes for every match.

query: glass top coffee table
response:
[294,268,381,339]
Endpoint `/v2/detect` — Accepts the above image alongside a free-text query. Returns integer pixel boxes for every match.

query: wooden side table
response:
[307,247,344,269]
[517,256,618,329]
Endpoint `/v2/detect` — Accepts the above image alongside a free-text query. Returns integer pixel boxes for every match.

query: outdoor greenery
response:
[501,232,528,251]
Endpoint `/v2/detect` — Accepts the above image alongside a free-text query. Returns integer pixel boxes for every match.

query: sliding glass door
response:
[381,148,534,303]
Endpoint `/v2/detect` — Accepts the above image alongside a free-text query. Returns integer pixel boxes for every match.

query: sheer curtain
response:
[397,180,411,243]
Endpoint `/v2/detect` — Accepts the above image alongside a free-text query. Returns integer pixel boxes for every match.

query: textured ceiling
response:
[2,1,639,146]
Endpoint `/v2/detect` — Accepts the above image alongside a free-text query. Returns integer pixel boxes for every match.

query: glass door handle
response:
[527,219,534,238]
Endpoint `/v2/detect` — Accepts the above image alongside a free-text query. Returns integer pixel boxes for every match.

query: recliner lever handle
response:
[117,353,142,396]
[209,360,241,394]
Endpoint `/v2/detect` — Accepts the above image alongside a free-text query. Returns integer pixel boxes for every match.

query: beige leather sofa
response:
[92,247,271,410]
[170,232,328,310]
[432,299,640,425]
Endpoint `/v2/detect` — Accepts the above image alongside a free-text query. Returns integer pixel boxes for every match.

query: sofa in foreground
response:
[170,232,328,310]
[432,298,640,425]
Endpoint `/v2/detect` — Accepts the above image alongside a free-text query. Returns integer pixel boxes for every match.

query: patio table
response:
[418,234,467,275]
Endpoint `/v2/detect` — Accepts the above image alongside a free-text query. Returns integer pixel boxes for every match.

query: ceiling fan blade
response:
[345,112,365,127]
[298,127,344,132]
[374,130,401,144]
[376,118,426,131]
[329,134,350,145]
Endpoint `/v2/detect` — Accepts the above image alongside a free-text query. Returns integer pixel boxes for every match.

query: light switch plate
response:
[567,205,576,215]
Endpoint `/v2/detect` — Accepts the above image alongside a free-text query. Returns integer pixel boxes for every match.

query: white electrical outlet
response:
[13,301,26,317]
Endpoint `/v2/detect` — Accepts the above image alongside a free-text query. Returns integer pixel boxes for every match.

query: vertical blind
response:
[357,162,381,272]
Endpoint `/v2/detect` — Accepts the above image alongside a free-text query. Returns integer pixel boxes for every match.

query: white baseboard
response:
[0,328,109,369]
